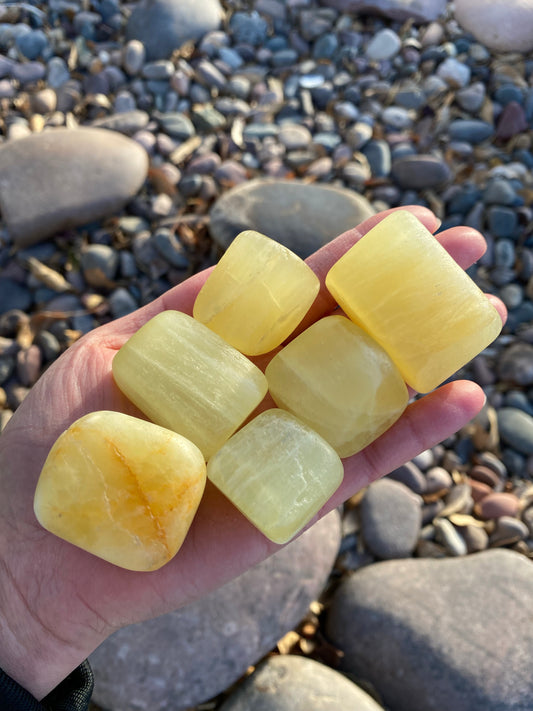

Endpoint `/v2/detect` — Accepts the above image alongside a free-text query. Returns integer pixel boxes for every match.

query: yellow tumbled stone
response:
[33,411,206,571]
[193,230,320,355]
[112,311,268,460]
[325,211,502,393]
[207,409,344,544]
[265,315,408,458]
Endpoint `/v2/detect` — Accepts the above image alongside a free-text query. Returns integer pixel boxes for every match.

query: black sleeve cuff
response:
[0,661,93,711]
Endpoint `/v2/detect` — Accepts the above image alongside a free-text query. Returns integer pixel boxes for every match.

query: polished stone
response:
[33,411,206,571]
[207,409,343,544]
[325,211,502,392]
[193,230,320,355]
[112,311,268,459]
[265,315,408,457]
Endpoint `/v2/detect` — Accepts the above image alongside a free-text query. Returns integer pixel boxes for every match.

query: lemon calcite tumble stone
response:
[33,411,206,571]
[326,211,502,393]
[112,311,268,460]
[193,230,320,355]
[207,409,344,544]
[266,315,409,458]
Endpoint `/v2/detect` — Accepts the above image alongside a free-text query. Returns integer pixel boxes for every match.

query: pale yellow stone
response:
[33,411,206,571]
[193,230,320,355]
[112,311,268,460]
[265,315,408,458]
[207,409,344,544]
[325,211,502,392]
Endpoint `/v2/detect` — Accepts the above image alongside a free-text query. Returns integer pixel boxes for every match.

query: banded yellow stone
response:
[207,409,344,544]
[193,230,320,355]
[266,315,408,457]
[325,210,502,392]
[112,310,268,459]
[33,411,206,571]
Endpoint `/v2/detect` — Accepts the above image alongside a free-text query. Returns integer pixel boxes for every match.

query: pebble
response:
[424,466,453,495]
[16,345,42,387]
[80,244,119,287]
[448,120,494,144]
[455,82,486,113]
[475,492,521,519]
[0,128,148,247]
[387,461,426,495]
[219,655,385,711]
[360,479,422,559]
[490,516,529,546]
[90,511,341,711]
[433,518,468,556]
[325,550,533,711]
[436,57,471,88]
[365,28,401,61]
[391,155,451,189]
[497,408,533,454]
[0,280,32,315]
[108,288,138,319]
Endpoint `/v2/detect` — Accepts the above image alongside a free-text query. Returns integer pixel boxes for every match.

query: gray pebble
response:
[455,82,486,113]
[434,518,468,556]
[123,39,145,76]
[47,56,70,88]
[366,28,401,61]
[498,408,533,455]
[436,57,471,88]
[109,288,138,320]
[157,112,196,139]
[0,279,32,315]
[392,154,451,189]
[387,461,426,495]
[449,119,494,144]
[497,343,533,385]
[490,516,529,547]
[462,524,489,553]
[34,330,61,362]
[16,345,41,387]
[425,466,453,494]
[153,229,189,269]
[80,244,119,287]
[361,479,422,559]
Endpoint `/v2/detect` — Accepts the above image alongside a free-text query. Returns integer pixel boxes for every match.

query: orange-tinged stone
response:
[33,411,206,571]
[193,230,320,355]
[112,310,268,460]
[207,409,344,544]
[325,210,502,392]
[265,315,408,457]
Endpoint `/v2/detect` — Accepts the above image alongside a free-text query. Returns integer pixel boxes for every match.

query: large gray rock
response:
[326,550,533,711]
[454,0,533,53]
[209,179,375,258]
[126,0,223,61]
[219,655,385,711]
[90,511,341,711]
[319,0,447,23]
[0,128,148,247]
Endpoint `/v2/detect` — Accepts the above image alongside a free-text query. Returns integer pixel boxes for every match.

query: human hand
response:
[0,206,506,700]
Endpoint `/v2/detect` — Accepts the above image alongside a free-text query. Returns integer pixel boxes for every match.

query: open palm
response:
[0,206,506,699]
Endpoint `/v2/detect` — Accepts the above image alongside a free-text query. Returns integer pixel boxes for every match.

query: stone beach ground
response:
[1,0,533,708]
